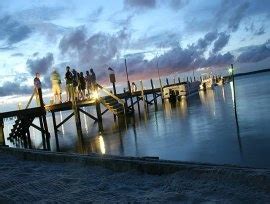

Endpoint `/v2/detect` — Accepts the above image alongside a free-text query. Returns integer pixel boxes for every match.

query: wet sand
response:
[0,149,270,203]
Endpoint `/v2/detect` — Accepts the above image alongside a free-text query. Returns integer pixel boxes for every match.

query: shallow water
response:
[3,72,270,168]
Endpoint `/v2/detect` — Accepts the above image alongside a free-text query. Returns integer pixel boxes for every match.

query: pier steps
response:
[8,116,35,143]
[101,96,125,115]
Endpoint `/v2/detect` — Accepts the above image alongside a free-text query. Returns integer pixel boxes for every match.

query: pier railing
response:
[96,84,125,106]
[96,83,126,115]
[25,89,36,109]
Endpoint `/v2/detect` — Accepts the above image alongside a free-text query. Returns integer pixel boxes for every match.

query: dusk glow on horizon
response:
[0,0,270,97]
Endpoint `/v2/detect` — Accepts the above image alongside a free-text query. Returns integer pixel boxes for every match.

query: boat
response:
[199,73,215,90]
[162,81,201,101]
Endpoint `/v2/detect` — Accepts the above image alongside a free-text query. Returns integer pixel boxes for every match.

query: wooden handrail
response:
[96,84,125,105]
[25,89,36,109]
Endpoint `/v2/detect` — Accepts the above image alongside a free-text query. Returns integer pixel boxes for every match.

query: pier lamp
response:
[228,67,233,75]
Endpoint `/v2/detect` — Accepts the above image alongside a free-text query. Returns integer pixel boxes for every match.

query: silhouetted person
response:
[131,82,137,92]
[65,66,73,102]
[78,72,86,100]
[34,72,42,106]
[85,71,91,97]
[90,68,96,91]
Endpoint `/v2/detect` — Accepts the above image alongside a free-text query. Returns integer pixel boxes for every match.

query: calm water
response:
[3,72,270,168]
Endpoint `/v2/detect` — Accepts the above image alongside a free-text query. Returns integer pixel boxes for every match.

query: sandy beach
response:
[0,149,270,203]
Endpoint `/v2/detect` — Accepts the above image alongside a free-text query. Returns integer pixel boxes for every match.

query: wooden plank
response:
[0,107,45,119]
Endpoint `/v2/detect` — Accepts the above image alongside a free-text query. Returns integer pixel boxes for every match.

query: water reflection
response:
[5,73,270,168]
[179,99,187,117]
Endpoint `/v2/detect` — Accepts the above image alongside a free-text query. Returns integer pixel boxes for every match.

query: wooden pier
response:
[0,80,163,151]
[0,75,223,151]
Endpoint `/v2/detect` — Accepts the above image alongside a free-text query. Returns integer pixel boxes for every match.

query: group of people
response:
[33,66,97,105]
[64,66,96,102]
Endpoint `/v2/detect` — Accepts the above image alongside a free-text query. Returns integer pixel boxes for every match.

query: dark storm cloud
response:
[228,1,250,32]
[237,40,270,63]
[0,82,32,97]
[26,53,54,75]
[200,52,234,68]
[212,32,230,53]
[59,26,130,68]
[194,31,218,53]
[0,15,32,45]
[124,0,156,10]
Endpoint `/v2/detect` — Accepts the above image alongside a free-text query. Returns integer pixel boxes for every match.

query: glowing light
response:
[228,68,233,74]
[230,81,234,103]
[99,135,106,154]
[92,91,99,100]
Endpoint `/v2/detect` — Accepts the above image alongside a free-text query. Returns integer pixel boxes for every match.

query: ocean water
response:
[2,72,270,168]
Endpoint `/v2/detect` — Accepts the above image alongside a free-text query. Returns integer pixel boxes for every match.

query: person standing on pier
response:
[34,72,42,106]
[85,70,91,98]
[65,66,73,102]
[72,69,79,100]
[50,69,62,104]
[78,72,86,100]
[131,82,137,93]
[90,68,96,92]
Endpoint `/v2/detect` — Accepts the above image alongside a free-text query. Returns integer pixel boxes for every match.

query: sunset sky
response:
[0,0,270,96]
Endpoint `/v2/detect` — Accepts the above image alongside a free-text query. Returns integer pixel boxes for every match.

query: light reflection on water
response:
[3,72,270,168]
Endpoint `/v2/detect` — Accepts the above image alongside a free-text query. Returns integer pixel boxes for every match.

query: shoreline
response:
[1,147,270,202]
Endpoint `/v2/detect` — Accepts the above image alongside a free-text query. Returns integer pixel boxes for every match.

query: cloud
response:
[124,0,156,10]
[0,15,32,45]
[10,53,24,57]
[194,31,218,53]
[237,40,270,63]
[131,31,180,49]
[212,32,230,53]
[0,81,32,97]
[228,2,250,32]
[26,53,54,75]
[254,26,265,36]
[88,6,103,22]
[167,0,189,11]
[59,26,130,68]
[16,6,65,22]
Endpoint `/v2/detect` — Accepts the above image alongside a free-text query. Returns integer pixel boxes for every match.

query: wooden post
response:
[38,88,51,150]
[178,77,181,83]
[166,78,169,85]
[190,77,192,82]
[200,76,202,82]
[140,80,147,110]
[194,76,196,81]
[136,96,141,117]
[96,100,103,132]
[26,129,32,149]
[52,112,60,151]
[39,116,46,149]
[127,81,134,113]
[186,77,189,82]
[123,88,128,110]
[159,78,164,102]
[150,79,157,110]
[112,82,117,121]
[0,118,5,146]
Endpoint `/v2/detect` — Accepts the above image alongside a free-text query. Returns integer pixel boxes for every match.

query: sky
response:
[0,0,270,97]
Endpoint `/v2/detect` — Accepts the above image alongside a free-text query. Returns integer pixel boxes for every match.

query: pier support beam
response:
[52,112,60,152]
[150,79,158,110]
[0,118,5,146]
[96,100,103,132]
